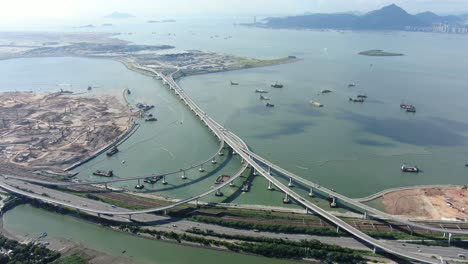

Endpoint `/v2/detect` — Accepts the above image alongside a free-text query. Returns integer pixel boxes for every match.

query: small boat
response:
[357,95,367,99]
[401,164,419,173]
[230,81,239,85]
[135,184,145,189]
[271,82,283,88]
[255,89,268,93]
[145,117,158,122]
[349,97,364,103]
[310,101,323,107]
[400,103,414,110]
[93,170,113,177]
[259,95,270,100]
[106,147,119,157]
[266,103,275,107]
[348,83,356,87]
[87,86,92,91]
[321,89,332,94]
[215,175,231,185]
[127,89,131,95]
[406,107,416,113]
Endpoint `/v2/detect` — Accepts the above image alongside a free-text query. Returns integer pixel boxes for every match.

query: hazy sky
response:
[2,0,468,23]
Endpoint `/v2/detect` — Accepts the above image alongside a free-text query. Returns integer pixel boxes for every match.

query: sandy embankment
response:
[382,186,468,220]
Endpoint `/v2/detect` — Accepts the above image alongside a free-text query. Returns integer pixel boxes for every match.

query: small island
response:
[358,49,404,56]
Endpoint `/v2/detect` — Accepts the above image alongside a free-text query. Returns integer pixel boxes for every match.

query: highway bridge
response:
[0,65,459,263]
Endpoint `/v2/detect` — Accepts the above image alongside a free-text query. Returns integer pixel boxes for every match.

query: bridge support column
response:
[283,193,291,204]
[164,210,168,216]
[308,187,314,197]
[336,226,340,233]
[267,167,272,175]
[373,247,377,254]
[97,213,101,218]
[199,165,205,172]
[363,211,367,219]
[288,178,293,187]
[448,233,452,245]
[229,181,234,187]
[129,214,132,220]
[181,170,187,180]
[211,158,217,164]
[162,175,167,185]
[253,169,258,176]
[241,158,244,164]
[268,181,273,190]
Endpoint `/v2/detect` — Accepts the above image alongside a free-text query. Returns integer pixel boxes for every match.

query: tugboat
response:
[230,81,239,86]
[321,89,332,94]
[93,170,113,177]
[406,106,416,113]
[106,146,119,157]
[127,89,131,95]
[255,89,268,93]
[348,83,356,87]
[271,82,283,88]
[310,101,323,107]
[145,117,158,122]
[401,164,420,173]
[266,103,275,107]
[259,95,270,100]
[135,184,145,190]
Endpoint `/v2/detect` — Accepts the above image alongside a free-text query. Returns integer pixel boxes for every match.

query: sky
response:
[1,0,468,24]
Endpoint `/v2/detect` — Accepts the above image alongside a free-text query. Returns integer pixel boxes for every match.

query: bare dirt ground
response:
[0,91,131,173]
[382,186,468,220]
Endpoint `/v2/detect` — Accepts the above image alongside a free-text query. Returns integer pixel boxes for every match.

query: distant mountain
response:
[104,12,135,19]
[260,4,465,30]
[415,12,462,24]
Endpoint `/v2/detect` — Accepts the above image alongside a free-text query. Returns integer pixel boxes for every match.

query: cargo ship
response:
[255,89,268,93]
[259,95,270,100]
[145,117,158,122]
[266,103,275,107]
[93,170,113,177]
[106,147,119,157]
[349,97,364,103]
[310,101,323,107]
[230,81,239,85]
[271,82,283,88]
[348,83,356,87]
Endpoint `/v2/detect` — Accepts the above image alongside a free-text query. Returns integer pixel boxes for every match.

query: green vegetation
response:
[190,215,344,236]
[0,235,60,264]
[358,50,404,56]
[117,224,365,263]
[52,255,87,264]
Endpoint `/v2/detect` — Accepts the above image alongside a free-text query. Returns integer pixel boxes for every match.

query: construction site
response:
[0,91,131,174]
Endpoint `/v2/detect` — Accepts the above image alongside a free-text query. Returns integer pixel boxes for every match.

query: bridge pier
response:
[308,187,314,197]
[181,170,187,180]
[97,213,101,218]
[215,189,223,197]
[448,233,452,245]
[267,167,271,175]
[129,214,132,220]
[162,175,168,185]
[288,178,293,187]
[373,247,377,254]
[268,181,273,190]
[199,165,205,172]
[283,193,291,204]
[336,226,340,233]
[211,158,217,164]
[218,151,224,156]
[241,158,244,164]
[253,169,258,176]
[363,211,368,219]
[104,183,108,190]
[229,181,235,187]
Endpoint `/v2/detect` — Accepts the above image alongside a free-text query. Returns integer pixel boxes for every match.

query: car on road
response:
[172,224,177,227]
[111,205,116,208]
[458,254,466,259]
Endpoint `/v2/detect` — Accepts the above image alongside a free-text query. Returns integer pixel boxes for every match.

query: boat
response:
[106,147,119,157]
[87,86,92,91]
[406,106,416,113]
[255,89,268,93]
[145,117,158,122]
[348,83,356,87]
[241,181,251,192]
[259,95,270,100]
[230,81,239,85]
[401,164,420,173]
[271,82,283,88]
[321,89,332,94]
[349,97,364,103]
[93,170,113,177]
[400,103,414,110]
[215,175,231,185]
[266,103,275,107]
[134,184,145,190]
[357,95,367,99]
[127,89,131,95]
[310,101,323,107]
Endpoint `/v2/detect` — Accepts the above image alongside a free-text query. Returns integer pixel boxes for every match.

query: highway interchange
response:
[1,68,467,263]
